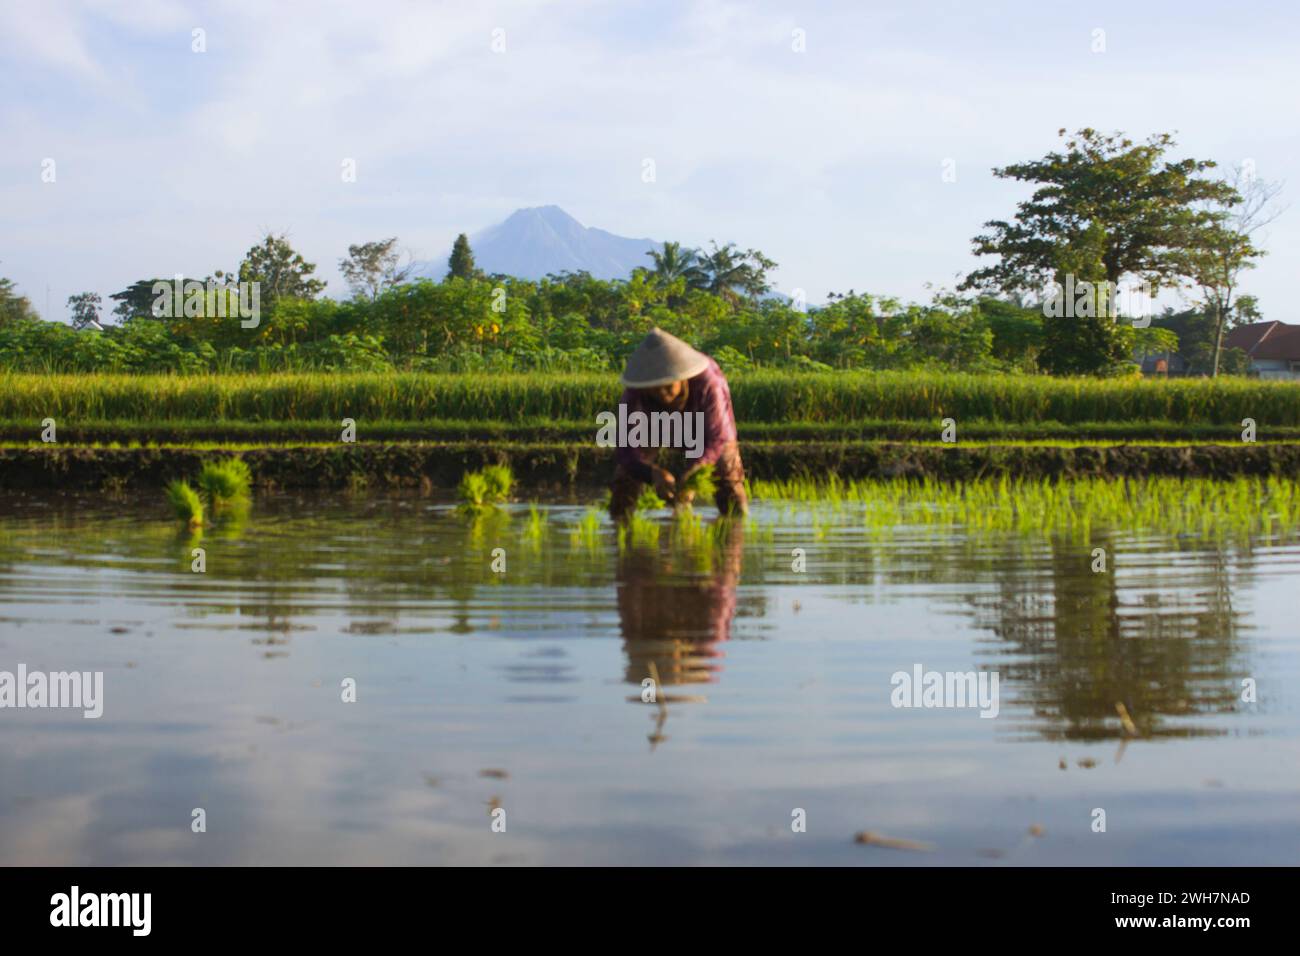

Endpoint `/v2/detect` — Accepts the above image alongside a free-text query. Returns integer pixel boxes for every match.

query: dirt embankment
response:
[3,441,1298,492]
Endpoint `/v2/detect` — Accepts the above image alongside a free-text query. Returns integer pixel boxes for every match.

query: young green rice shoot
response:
[521,503,548,547]
[570,507,604,550]
[750,474,1300,540]
[456,471,492,515]
[618,511,662,550]
[677,464,716,507]
[165,480,204,528]
[635,485,667,512]
[480,463,514,502]
[197,457,252,510]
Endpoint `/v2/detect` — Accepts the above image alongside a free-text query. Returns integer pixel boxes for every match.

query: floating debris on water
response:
[1116,701,1140,736]
[853,831,933,852]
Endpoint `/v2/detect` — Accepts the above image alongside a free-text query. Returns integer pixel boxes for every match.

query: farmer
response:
[609,328,747,521]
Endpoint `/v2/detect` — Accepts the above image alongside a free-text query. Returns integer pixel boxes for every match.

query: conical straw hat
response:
[620,328,710,387]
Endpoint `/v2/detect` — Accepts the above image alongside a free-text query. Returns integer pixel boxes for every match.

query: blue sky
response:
[2,0,1296,321]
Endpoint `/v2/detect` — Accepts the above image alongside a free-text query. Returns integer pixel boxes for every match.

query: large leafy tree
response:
[961,129,1240,374]
[340,237,412,300]
[237,232,326,307]
[963,129,1237,294]
[1037,220,1136,374]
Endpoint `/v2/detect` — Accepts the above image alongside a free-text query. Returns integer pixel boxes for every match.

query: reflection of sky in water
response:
[0,491,1297,865]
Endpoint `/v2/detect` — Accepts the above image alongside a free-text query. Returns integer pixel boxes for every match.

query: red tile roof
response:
[1224,321,1300,360]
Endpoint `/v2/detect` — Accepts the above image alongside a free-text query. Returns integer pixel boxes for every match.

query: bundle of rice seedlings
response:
[197,457,252,509]
[635,485,667,511]
[166,480,204,527]
[674,464,716,508]
[456,471,491,515]
[480,463,514,503]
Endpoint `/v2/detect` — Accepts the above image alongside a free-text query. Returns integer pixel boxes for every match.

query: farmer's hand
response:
[651,466,677,502]
[677,465,700,506]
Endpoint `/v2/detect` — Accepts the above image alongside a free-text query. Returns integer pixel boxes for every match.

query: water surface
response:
[1,490,1296,865]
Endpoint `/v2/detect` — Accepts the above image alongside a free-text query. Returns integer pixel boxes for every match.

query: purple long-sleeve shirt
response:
[615,356,738,483]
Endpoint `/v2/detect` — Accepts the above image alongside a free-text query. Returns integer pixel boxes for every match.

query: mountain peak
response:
[514,204,578,222]
[418,207,658,281]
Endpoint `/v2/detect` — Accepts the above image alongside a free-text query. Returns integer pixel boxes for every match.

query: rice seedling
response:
[521,504,548,547]
[569,507,604,550]
[675,464,716,507]
[480,463,514,502]
[635,485,667,512]
[617,511,661,550]
[165,480,204,528]
[743,514,776,545]
[456,471,492,516]
[670,505,705,546]
[750,474,1300,541]
[163,458,251,525]
[455,465,513,517]
[197,457,252,510]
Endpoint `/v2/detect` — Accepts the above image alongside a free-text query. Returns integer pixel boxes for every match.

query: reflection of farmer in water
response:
[608,328,747,522]
[617,520,745,690]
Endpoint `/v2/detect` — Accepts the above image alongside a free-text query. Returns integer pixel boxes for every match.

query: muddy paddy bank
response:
[4,440,1300,492]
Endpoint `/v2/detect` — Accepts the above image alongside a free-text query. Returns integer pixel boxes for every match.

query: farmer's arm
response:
[686,362,738,472]
[615,387,656,483]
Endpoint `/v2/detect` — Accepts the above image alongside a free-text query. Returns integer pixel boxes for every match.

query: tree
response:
[110,278,172,321]
[696,241,777,303]
[962,128,1239,374]
[237,233,326,307]
[0,270,37,325]
[67,291,103,330]
[978,297,1045,371]
[340,238,412,300]
[963,129,1236,297]
[1179,165,1284,375]
[447,234,480,280]
[1038,220,1135,375]
[645,241,707,288]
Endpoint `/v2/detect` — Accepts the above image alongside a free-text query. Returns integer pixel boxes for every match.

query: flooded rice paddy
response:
[1,486,1298,865]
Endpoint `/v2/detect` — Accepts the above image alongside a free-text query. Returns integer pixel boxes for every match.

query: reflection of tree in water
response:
[969,531,1252,741]
[617,521,749,691]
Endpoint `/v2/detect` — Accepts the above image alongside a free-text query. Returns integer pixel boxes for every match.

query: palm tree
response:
[697,241,752,301]
[646,241,707,289]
